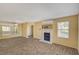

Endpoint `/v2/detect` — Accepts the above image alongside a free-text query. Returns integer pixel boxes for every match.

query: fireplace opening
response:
[44,32,50,41]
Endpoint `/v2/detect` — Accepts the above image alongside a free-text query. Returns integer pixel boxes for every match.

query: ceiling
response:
[0,3,79,23]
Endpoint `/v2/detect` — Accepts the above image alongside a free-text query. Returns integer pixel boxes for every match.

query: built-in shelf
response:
[42,24,52,29]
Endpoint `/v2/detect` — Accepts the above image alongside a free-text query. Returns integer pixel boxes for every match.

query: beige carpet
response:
[0,37,78,55]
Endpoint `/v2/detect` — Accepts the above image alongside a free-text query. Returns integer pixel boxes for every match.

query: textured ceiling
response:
[0,3,79,23]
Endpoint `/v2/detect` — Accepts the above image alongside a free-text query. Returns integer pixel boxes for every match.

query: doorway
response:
[31,25,33,38]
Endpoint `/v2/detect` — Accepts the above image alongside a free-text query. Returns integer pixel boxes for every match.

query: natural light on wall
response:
[57,21,69,38]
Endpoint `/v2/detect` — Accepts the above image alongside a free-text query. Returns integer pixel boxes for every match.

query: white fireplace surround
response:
[40,29,53,44]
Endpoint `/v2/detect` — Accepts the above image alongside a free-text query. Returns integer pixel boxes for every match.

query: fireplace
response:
[40,29,53,44]
[44,32,50,41]
[40,24,53,44]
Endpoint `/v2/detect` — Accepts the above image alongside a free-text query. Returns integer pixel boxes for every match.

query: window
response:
[57,21,69,38]
[0,24,18,35]
[2,26,11,32]
[2,26,11,35]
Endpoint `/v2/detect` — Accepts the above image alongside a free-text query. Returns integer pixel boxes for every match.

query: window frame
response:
[1,24,18,35]
[2,26,11,32]
[2,26,11,35]
[57,21,69,39]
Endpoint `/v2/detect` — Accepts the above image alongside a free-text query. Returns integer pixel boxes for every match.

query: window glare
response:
[57,21,69,38]
[2,26,10,31]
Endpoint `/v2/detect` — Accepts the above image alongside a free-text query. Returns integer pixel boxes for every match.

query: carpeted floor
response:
[0,37,78,55]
